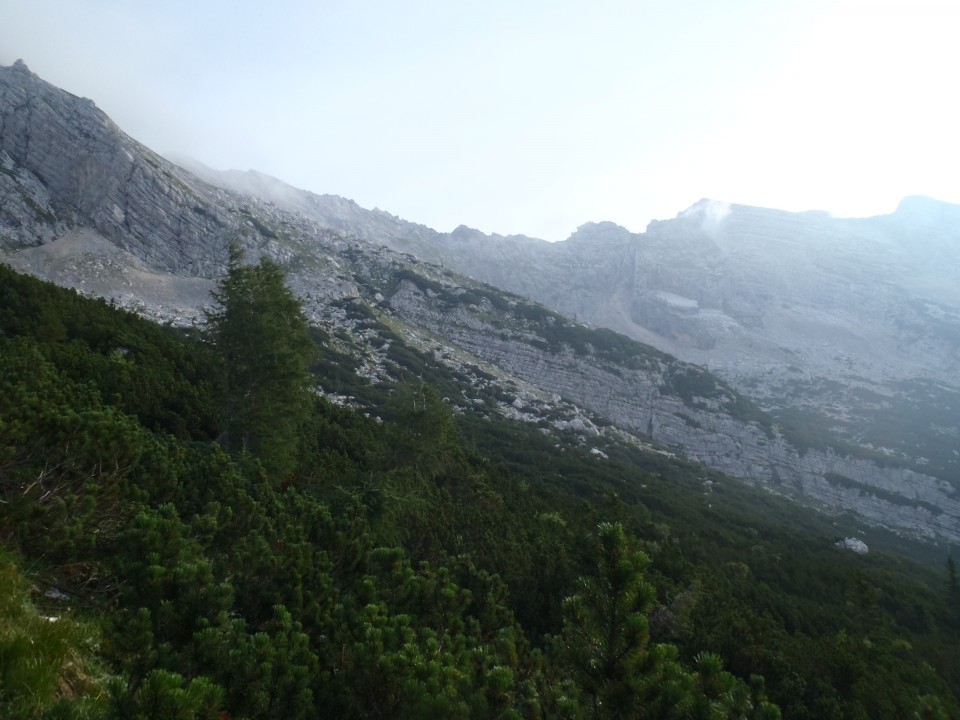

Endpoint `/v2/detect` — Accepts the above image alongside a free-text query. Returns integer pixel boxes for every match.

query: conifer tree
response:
[205,244,314,477]
[557,521,658,719]
[556,523,779,719]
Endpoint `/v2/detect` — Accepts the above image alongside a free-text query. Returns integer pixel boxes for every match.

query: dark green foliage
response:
[239,209,279,239]
[0,264,219,441]
[824,472,943,514]
[393,267,446,295]
[111,669,223,720]
[552,523,779,719]
[663,366,726,405]
[0,336,151,565]
[205,246,315,476]
[556,522,657,718]
[1,264,958,718]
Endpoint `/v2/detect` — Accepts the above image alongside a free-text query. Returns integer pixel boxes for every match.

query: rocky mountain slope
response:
[175,159,960,485]
[424,201,960,453]
[2,60,957,543]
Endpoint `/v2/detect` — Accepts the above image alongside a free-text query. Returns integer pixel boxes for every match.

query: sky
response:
[2,0,959,241]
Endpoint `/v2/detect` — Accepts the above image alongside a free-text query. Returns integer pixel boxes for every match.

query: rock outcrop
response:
[0,59,236,273]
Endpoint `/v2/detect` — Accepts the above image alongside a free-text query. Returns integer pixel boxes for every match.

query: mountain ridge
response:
[2,60,958,543]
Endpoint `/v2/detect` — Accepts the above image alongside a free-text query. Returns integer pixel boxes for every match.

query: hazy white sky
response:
[2,0,958,240]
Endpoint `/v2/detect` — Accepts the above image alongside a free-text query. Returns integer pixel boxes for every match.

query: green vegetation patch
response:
[824,472,943,515]
[1,263,958,719]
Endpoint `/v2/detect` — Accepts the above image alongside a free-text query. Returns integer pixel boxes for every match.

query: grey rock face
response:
[0,149,65,247]
[0,60,236,273]
[168,157,448,260]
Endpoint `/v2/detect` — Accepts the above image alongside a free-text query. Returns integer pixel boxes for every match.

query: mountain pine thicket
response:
[0,261,958,719]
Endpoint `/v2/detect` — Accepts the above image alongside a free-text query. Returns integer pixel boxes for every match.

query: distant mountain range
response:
[2,59,958,542]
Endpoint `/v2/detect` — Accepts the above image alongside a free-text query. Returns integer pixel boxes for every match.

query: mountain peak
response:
[894,194,960,217]
[450,224,486,241]
[677,198,733,219]
[888,196,960,239]
[566,221,632,244]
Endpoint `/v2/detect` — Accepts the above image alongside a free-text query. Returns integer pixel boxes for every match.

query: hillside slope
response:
[1,261,959,719]
[178,161,960,490]
[1,60,957,542]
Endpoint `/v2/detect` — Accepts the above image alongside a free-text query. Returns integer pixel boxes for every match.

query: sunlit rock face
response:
[3,60,960,543]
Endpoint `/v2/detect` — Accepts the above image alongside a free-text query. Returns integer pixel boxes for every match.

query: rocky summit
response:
[2,60,958,543]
